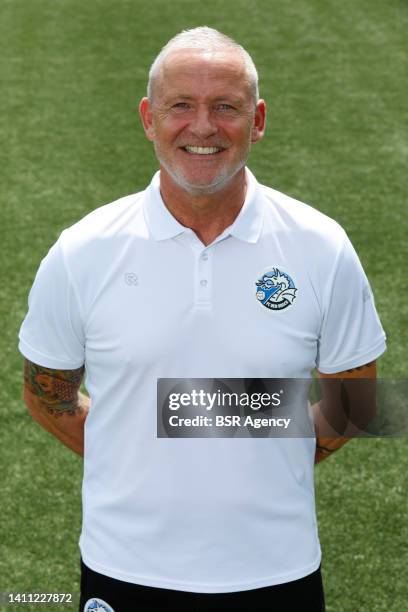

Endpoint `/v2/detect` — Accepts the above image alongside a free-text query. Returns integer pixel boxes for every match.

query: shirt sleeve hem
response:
[18,338,85,370]
[317,337,387,375]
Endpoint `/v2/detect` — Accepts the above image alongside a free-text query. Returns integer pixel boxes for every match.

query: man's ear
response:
[251,99,266,144]
[139,97,155,141]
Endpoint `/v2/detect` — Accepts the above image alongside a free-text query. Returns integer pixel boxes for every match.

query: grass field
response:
[1,0,407,610]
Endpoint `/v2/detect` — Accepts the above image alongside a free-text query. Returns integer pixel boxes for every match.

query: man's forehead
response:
[155,49,250,100]
[160,48,248,81]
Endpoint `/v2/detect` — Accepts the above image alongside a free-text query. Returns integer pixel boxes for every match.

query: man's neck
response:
[159,168,247,246]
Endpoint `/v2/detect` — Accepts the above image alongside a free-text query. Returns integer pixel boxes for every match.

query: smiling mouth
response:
[182,146,225,155]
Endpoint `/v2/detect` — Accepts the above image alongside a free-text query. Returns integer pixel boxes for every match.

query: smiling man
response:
[139,42,265,245]
[19,27,386,612]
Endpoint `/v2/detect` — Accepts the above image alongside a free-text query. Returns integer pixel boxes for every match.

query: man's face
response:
[139,49,265,195]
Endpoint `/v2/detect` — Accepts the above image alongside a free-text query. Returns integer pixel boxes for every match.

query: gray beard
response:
[154,145,249,196]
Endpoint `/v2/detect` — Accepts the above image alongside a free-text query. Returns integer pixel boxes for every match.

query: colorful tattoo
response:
[23,359,85,417]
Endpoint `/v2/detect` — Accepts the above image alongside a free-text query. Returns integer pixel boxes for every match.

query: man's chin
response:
[161,165,243,196]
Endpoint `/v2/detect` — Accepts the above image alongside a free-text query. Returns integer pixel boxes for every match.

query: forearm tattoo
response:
[24,360,85,417]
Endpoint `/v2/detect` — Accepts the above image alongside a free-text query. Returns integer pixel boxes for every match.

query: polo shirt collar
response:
[143,171,186,241]
[143,166,264,244]
[228,167,264,243]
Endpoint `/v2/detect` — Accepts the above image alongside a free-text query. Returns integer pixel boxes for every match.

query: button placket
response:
[196,247,211,307]
[179,232,213,308]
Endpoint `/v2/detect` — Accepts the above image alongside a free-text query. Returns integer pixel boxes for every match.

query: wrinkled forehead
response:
[153,49,252,100]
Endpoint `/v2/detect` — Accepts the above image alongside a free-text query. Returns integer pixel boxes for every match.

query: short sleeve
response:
[316,231,386,374]
[18,236,85,369]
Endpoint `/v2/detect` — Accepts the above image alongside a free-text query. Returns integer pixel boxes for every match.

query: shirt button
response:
[201,253,209,261]
[200,279,208,287]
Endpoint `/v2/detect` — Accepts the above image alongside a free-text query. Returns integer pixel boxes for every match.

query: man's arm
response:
[23,358,90,457]
[313,361,377,464]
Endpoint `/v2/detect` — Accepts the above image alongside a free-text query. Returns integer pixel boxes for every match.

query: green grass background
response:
[1,0,407,610]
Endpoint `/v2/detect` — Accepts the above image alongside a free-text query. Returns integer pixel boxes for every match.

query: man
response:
[19,27,386,612]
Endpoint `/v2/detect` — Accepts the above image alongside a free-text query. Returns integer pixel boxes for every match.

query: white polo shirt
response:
[19,168,386,592]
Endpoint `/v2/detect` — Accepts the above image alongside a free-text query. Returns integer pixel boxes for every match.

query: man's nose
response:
[190,106,218,139]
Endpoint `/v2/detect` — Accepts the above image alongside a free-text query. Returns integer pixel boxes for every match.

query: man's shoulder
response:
[259,182,347,246]
[59,188,147,251]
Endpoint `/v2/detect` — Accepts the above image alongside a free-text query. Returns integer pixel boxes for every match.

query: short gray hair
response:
[147,26,259,104]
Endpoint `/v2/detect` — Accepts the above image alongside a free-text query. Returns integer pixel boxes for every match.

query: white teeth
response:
[184,146,222,155]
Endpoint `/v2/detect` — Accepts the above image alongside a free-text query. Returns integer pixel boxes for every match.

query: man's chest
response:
[82,237,322,378]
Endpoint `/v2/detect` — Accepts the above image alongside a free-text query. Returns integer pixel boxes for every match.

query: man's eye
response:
[215,104,236,113]
[172,102,190,111]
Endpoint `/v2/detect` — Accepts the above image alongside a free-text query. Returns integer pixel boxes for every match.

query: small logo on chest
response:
[255,267,298,311]
[124,272,138,286]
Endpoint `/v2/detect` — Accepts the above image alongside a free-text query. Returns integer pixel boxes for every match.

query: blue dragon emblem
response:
[256,268,297,311]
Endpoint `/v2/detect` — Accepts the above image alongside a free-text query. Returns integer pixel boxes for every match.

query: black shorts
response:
[79,559,326,611]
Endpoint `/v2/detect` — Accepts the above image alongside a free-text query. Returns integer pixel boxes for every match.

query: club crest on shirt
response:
[84,598,115,612]
[255,268,298,311]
